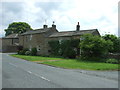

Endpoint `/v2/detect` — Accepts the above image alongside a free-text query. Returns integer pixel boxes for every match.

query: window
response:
[30,34,32,40]
[48,50,51,53]
[37,46,40,51]
[59,39,62,44]
[29,45,32,51]
[80,37,84,41]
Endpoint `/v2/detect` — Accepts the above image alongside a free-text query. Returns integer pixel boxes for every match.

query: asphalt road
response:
[2,53,119,88]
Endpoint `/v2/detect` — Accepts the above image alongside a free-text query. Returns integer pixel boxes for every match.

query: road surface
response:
[2,53,119,88]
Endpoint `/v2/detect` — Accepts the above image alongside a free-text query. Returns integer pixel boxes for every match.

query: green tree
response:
[80,34,113,58]
[5,22,33,36]
[102,34,120,53]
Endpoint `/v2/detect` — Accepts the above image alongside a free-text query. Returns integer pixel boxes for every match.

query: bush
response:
[17,46,23,51]
[80,33,113,61]
[18,48,29,55]
[18,50,25,55]
[60,39,79,58]
[25,51,31,55]
[31,47,37,56]
[63,47,76,58]
[48,40,60,56]
[48,39,80,58]
[79,56,102,62]
[106,59,118,64]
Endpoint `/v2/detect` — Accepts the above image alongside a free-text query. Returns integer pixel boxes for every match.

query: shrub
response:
[31,47,37,56]
[80,33,113,60]
[63,47,76,58]
[106,59,118,64]
[102,34,120,53]
[25,51,31,55]
[48,39,80,58]
[79,56,102,62]
[17,46,23,51]
[18,50,25,55]
[18,48,29,55]
[48,40,60,56]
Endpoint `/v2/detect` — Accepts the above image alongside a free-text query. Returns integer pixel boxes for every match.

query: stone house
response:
[19,22,100,55]
[0,33,19,52]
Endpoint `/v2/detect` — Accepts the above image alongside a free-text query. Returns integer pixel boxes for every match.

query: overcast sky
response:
[0,0,119,37]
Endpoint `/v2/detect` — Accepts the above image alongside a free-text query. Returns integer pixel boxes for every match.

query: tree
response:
[102,34,120,53]
[5,22,33,36]
[80,34,113,58]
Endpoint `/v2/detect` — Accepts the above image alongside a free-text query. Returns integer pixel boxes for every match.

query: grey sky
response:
[0,0,119,37]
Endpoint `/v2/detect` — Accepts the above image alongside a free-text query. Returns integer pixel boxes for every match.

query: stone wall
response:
[19,27,58,55]
[19,33,50,55]
[107,53,120,60]
[2,46,18,53]
[1,38,19,53]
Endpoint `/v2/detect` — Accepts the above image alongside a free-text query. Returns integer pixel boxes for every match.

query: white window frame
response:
[30,34,32,41]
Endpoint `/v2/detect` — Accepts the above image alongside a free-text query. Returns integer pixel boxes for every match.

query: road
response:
[2,53,119,88]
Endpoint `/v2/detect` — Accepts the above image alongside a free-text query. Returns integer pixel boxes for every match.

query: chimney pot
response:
[52,21,56,29]
[76,22,80,31]
[43,25,47,29]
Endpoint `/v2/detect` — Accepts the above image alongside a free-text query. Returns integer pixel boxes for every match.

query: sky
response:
[0,0,119,37]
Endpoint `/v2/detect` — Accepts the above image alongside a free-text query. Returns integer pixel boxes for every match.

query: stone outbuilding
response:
[0,33,19,52]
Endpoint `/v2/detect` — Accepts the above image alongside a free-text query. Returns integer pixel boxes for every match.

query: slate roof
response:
[21,28,52,35]
[3,33,18,38]
[49,29,99,37]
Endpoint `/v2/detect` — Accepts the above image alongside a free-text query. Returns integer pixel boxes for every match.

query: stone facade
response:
[2,22,100,54]
[19,23,100,55]
[1,34,19,52]
[19,25,58,55]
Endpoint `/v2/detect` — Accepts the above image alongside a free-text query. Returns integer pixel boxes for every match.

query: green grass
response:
[42,60,118,70]
[10,54,118,71]
[10,54,64,61]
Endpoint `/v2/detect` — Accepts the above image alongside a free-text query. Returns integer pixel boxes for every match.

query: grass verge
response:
[10,54,118,71]
[10,54,64,61]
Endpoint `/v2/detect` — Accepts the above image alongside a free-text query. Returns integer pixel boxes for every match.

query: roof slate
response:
[49,29,98,37]
[21,28,52,35]
[3,33,18,38]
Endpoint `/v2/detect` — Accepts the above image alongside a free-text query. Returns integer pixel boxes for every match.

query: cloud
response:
[2,2,24,25]
[0,0,119,37]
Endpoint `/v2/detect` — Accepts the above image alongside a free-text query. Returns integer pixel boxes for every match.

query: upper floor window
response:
[59,39,62,44]
[30,34,32,40]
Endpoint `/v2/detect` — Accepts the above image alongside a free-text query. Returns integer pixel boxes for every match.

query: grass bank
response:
[10,54,118,71]
[10,54,64,61]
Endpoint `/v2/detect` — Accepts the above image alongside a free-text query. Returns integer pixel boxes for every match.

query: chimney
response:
[43,25,48,29]
[52,21,56,29]
[76,22,80,31]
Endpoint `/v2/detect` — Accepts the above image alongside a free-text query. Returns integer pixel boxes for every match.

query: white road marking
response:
[9,63,18,67]
[9,62,50,82]
[34,73,50,81]
[40,76,50,81]
[27,71,32,74]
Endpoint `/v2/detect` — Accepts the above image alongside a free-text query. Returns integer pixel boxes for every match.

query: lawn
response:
[10,54,64,61]
[11,54,118,71]
[41,60,118,70]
